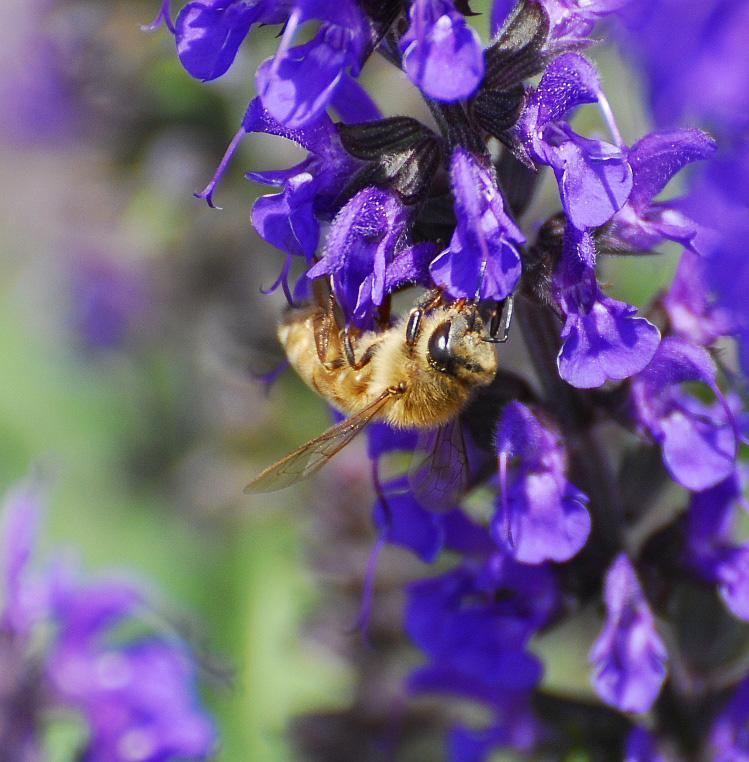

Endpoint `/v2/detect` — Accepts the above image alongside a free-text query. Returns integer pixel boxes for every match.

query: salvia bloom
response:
[0,477,216,761]
[156,0,749,757]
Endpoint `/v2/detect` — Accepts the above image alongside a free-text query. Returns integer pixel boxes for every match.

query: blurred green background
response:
[0,2,680,760]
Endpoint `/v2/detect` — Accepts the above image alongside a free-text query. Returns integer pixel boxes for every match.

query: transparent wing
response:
[408,417,469,511]
[244,390,397,494]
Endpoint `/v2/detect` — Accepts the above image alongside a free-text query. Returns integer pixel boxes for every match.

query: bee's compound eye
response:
[427,320,452,372]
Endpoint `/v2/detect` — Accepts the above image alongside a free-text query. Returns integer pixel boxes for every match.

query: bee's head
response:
[425,305,497,386]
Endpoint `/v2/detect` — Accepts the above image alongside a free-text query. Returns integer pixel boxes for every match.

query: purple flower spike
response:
[430,147,524,301]
[554,227,660,388]
[518,53,633,229]
[631,337,737,492]
[174,1,286,81]
[493,402,590,564]
[400,0,485,102]
[256,0,369,128]
[307,186,411,327]
[590,554,668,714]
[611,129,716,253]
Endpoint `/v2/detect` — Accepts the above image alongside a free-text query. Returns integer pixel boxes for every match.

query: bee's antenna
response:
[482,295,514,343]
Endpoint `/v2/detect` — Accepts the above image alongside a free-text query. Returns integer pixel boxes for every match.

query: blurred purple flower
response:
[630,337,736,491]
[71,254,146,352]
[0,477,216,761]
[686,471,749,621]
[553,226,660,388]
[400,0,485,102]
[517,53,633,230]
[590,554,668,713]
[614,0,749,374]
[616,0,749,131]
[661,250,734,348]
[686,149,749,376]
[493,402,590,564]
[0,0,77,144]
[430,147,524,301]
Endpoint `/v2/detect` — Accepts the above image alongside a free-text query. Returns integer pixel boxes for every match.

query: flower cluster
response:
[0,477,216,761]
[156,0,748,758]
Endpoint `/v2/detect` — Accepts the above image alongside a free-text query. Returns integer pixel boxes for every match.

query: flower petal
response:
[401,0,485,102]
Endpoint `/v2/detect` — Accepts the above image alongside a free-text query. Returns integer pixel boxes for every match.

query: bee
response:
[244,284,511,496]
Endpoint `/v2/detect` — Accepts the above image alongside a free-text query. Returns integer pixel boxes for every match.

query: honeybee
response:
[244,285,510,496]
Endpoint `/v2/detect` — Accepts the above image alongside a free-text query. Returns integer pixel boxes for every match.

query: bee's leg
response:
[403,289,444,350]
[405,307,423,348]
[342,328,376,370]
[485,295,514,343]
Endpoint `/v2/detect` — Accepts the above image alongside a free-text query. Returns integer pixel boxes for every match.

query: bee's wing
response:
[244,390,397,494]
[408,418,470,511]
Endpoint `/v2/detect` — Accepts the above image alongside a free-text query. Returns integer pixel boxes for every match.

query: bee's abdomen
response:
[279,311,377,416]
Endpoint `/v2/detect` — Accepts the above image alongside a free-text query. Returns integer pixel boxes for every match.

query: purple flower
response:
[430,147,524,301]
[630,336,737,491]
[492,402,590,564]
[400,0,485,102]
[553,226,660,388]
[709,675,749,762]
[255,0,371,128]
[590,554,668,714]
[0,478,217,761]
[174,0,288,81]
[609,128,716,253]
[307,186,430,327]
[517,53,633,230]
